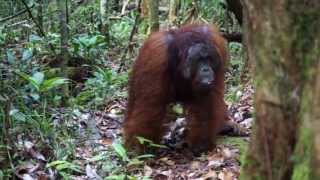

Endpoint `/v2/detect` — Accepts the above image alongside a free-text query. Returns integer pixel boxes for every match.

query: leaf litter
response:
[13,82,253,179]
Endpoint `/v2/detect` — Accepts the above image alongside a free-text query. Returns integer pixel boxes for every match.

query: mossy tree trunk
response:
[241,1,320,180]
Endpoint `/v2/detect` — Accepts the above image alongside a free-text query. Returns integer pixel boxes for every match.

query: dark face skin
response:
[182,43,220,94]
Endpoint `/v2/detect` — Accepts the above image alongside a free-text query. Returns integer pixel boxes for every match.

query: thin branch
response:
[20,0,45,36]
[0,4,34,23]
[20,0,57,56]
[117,0,142,73]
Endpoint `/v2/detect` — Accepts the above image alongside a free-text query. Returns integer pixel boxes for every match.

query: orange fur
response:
[123,24,228,152]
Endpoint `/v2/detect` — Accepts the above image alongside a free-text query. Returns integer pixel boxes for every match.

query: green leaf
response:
[40,77,68,92]
[10,109,26,122]
[29,34,42,42]
[15,71,40,91]
[149,143,168,149]
[30,93,40,101]
[136,137,153,145]
[31,72,44,85]
[88,152,108,162]
[22,49,33,61]
[136,154,154,159]
[47,160,82,173]
[6,50,16,64]
[127,158,144,166]
[112,143,128,162]
[46,160,68,168]
[105,175,127,180]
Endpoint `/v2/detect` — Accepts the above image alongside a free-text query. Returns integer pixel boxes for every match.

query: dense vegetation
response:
[0,0,246,179]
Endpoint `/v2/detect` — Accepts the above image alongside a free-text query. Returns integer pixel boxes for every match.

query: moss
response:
[218,136,248,154]
[292,125,312,180]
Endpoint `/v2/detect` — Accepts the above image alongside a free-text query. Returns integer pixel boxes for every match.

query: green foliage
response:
[69,1,100,34]
[292,125,312,180]
[226,43,244,103]
[0,0,240,178]
[86,142,153,179]
[71,34,106,60]
[110,18,134,47]
[47,160,83,179]
[74,67,128,108]
[199,0,226,25]
[15,71,68,93]
[136,137,168,149]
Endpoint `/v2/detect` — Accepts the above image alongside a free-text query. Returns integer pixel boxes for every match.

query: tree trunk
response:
[36,0,43,33]
[241,1,320,180]
[141,0,149,18]
[148,0,159,33]
[169,0,179,25]
[57,0,70,99]
[100,0,109,40]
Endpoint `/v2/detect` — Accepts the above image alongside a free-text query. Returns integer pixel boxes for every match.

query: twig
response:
[117,0,142,73]
[0,4,34,23]
[20,0,57,56]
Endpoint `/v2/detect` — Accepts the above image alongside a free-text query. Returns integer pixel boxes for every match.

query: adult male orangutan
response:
[123,24,228,153]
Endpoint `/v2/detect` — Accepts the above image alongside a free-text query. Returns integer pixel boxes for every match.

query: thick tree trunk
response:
[148,0,159,33]
[241,1,320,180]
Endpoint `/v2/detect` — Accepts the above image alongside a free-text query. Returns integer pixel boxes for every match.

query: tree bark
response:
[100,0,109,40]
[36,0,43,33]
[169,0,179,25]
[148,0,159,33]
[141,0,149,18]
[57,0,70,98]
[241,1,320,180]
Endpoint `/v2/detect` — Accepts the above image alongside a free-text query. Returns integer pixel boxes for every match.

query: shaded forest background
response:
[1,0,319,180]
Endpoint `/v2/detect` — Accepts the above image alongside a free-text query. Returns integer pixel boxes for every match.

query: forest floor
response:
[14,82,253,180]
[73,83,252,179]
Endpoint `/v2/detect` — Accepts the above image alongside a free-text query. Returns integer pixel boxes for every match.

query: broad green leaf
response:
[15,71,40,91]
[7,50,16,64]
[29,34,42,42]
[22,49,33,61]
[9,109,26,122]
[31,72,44,85]
[112,143,128,162]
[30,93,40,101]
[40,77,68,92]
